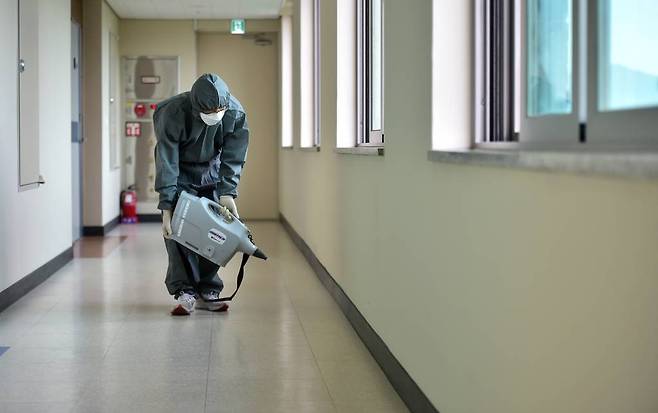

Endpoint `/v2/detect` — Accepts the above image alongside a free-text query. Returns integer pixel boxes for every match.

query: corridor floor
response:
[0,223,408,413]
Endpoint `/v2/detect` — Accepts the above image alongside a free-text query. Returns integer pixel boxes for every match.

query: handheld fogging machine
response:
[170,191,267,302]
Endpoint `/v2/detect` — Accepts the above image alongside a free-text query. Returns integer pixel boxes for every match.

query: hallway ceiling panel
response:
[106,0,284,19]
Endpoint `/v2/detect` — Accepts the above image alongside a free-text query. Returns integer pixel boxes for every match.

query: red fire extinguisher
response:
[121,190,138,224]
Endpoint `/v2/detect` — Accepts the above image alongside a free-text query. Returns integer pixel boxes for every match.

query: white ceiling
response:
[106,0,285,19]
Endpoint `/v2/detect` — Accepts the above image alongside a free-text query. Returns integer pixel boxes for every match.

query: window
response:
[358,0,384,146]
[598,0,658,111]
[313,0,321,147]
[335,0,358,148]
[474,0,658,148]
[475,0,582,144]
[280,15,293,148]
[527,0,573,117]
[300,0,320,148]
[432,1,473,150]
[475,0,517,143]
[589,0,658,144]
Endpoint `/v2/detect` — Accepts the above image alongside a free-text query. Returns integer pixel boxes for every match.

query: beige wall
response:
[197,32,279,219]
[82,0,121,226]
[118,19,280,93]
[119,20,197,92]
[280,1,658,412]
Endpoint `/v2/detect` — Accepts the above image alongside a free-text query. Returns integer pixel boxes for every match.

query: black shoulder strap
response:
[216,253,250,302]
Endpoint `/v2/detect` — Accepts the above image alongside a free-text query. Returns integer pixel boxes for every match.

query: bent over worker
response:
[154,73,249,316]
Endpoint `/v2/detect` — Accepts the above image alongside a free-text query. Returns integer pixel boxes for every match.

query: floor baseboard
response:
[0,247,73,313]
[137,214,162,223]
[83,215,120,236]
[279,214,439,413]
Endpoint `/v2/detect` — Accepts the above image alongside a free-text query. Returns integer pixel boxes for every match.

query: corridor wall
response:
[279,1,658,412]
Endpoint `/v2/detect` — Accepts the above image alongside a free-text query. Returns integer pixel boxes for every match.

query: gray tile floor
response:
[0,222,408,413]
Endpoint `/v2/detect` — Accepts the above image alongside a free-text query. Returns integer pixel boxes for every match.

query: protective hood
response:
[190,73,231,114]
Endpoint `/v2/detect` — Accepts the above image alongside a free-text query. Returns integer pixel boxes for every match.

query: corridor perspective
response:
[2,0,658,412]
[0,223,407,412]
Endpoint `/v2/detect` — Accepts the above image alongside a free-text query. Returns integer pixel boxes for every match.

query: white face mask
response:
[200,109,226,126]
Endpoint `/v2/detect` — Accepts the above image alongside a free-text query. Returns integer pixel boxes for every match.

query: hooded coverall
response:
[154,73,249,296]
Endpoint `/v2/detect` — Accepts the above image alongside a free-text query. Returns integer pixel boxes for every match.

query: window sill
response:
[335,147,384,156]
[300,146,321,152]
[281,146,294,150]
[427,148,658,180]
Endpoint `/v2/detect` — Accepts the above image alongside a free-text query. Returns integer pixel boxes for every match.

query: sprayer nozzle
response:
[253,248,268,260]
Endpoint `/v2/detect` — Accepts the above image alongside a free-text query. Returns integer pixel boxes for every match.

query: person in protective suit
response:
[154,73,249,316]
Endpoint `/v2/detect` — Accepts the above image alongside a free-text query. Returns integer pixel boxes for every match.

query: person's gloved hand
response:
[219,195,239,218]
[162,209,173,239]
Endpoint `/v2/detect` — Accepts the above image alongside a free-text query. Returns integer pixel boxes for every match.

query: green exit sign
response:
[230,19,246,35]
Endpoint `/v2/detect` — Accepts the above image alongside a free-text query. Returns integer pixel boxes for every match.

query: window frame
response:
[476,0,582,145]
[313,0,321,147]
[475,0,658,151]
[357,0,384,147]
[520,0,582,145]
[475,0,517,143]
[280,14,294,148]
[299,0,319,148]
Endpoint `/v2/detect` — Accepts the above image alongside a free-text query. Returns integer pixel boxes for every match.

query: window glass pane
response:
[280,15,293,147]
[300,0,315,147]
[314,0,321,145]
[527,0,573,117]
[598,0,658,111]
[514,0,522,133]
[370,0,382,131]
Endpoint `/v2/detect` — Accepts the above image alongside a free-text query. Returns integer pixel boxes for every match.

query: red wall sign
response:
[125,122,141,137]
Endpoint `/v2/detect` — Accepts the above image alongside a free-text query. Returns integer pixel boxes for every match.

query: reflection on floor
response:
[74,236,128,258]
[0,223,408,413]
